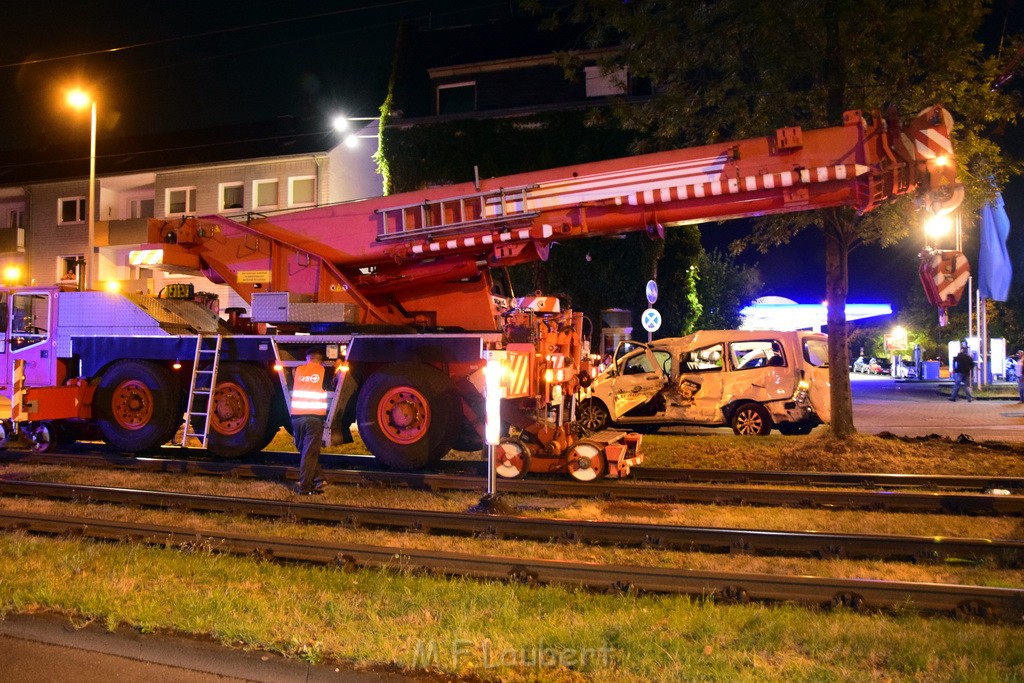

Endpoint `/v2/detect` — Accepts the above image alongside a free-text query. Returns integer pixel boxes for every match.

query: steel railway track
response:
[3,451,1022,515]
[0,480,1020,567]
[12,447,1024,494]
[0,508,1019,619]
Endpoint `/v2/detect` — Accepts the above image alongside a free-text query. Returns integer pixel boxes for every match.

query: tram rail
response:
[0,508,1019,620]
[0,480,1020,566]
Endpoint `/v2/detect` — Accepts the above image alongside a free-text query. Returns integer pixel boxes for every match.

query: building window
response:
[288,176,316,207]
[8,209,24,228]
[219,182,244,211]
[253,179,279,210]
[166,187,197,215]
[129,198,155,219]
[436,81,476,115]
[58,197,87,224]
[584,66,628,98]
[59,255,82,284]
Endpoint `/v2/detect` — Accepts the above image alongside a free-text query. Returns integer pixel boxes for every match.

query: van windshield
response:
[803,338,829,367]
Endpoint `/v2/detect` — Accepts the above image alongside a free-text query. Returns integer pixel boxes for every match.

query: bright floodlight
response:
[3,266,21,283]
[924,214,952,240]
[67,89,91,109]
[343,134,360,148]
[332,115,350,132]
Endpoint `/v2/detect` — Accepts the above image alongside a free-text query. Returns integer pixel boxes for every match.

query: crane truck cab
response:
[579,330,830,436]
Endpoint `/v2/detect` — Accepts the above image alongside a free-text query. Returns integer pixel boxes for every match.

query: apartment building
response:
[0,118,381,310]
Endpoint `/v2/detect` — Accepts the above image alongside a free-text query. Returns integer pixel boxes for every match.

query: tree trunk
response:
[824,219,855,439]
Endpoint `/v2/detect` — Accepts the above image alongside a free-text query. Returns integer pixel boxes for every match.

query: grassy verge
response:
[2,534,1023,682]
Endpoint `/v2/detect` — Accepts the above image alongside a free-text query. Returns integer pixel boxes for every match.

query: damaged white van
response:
[579,330,831,436]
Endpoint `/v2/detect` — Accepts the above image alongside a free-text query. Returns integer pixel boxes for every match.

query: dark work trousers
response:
[292,414,325,490]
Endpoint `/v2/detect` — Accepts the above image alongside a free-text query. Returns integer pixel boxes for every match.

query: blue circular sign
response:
[645,280,659,305]
[641,308,662,332]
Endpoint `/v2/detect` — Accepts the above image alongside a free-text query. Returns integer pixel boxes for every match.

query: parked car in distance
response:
[868,357,891,375]
[852,356,869,373]
[578,330,830,436]
[893,359,918,379]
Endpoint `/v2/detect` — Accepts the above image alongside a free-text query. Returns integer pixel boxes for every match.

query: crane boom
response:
[145,105,961,331]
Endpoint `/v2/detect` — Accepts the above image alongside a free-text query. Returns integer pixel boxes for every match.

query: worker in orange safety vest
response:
[291,347,330,495]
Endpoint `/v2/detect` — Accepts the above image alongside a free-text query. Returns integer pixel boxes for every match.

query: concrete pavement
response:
[0,612,414,682]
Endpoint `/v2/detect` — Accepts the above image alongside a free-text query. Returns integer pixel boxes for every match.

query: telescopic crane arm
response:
[147,105,961,330]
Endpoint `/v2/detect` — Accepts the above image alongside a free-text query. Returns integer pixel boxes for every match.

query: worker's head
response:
[306,348,325,363]
[961,342,969,350]
[1017,350,1023,358]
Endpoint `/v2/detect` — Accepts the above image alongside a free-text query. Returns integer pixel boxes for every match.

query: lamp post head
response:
[67,89,92,110]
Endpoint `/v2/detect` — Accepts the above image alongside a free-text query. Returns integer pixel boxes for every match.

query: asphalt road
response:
[851,374,1024,442]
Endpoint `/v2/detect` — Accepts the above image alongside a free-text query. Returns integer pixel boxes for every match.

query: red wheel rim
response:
[212,381,250,435]
[111,379,155,431]
[377,386,430,444]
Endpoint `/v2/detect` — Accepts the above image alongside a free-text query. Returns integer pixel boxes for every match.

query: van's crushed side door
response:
[666,341,727,422]
[606,344,669,420]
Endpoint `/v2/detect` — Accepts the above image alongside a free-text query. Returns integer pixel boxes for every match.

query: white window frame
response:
[58,254,83,282]
[218,182,245,212]
[128,197,156,219]
[435,80,477,114]
[165,186,197,216]
[287,176,316,208]
[123,192,155,220]
[58,197,87,225]
[253,179,279,210]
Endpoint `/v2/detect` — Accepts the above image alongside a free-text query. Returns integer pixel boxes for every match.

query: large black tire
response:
[731,402,772,436]
[578,399,611,433]
[356,363,460,470]
[94,360,181,452]
[207,363,273,458]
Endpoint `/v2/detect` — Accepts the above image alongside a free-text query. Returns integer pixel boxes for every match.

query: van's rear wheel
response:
[95,360,180,452]
[356,363,459,470]
[207,363,272,458]
[731,402,772,436]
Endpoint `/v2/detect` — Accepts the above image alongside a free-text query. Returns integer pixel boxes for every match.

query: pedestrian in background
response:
[291,348,330,495]
[1016,350,1024,403]
[950,342,974,402]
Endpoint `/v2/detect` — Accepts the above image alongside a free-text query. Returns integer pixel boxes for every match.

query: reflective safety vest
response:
[291,362,328,416]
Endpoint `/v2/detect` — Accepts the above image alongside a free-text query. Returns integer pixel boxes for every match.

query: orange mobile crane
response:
[0,105,961,479]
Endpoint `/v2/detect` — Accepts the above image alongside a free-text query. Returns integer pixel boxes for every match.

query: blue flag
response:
[978,192,1012,301]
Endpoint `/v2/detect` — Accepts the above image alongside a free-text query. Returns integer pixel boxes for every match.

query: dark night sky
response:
[1,0,1021,307]
[0,1,518,150]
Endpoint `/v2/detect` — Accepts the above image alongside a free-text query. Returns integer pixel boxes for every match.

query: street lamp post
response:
[67,90,96,290]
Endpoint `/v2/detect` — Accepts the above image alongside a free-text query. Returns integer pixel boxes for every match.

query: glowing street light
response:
[67,88,97,290]
[332,113,379,149]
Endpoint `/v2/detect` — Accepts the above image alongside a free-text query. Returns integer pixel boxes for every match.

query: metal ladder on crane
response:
[375,184,540,241]
[179,334,223,448]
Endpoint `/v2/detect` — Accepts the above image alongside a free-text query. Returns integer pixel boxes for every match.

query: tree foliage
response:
[694,249,764,330]
[555,0,1021,438]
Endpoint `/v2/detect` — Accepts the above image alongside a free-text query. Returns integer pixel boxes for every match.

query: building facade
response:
[0,123,382,311]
